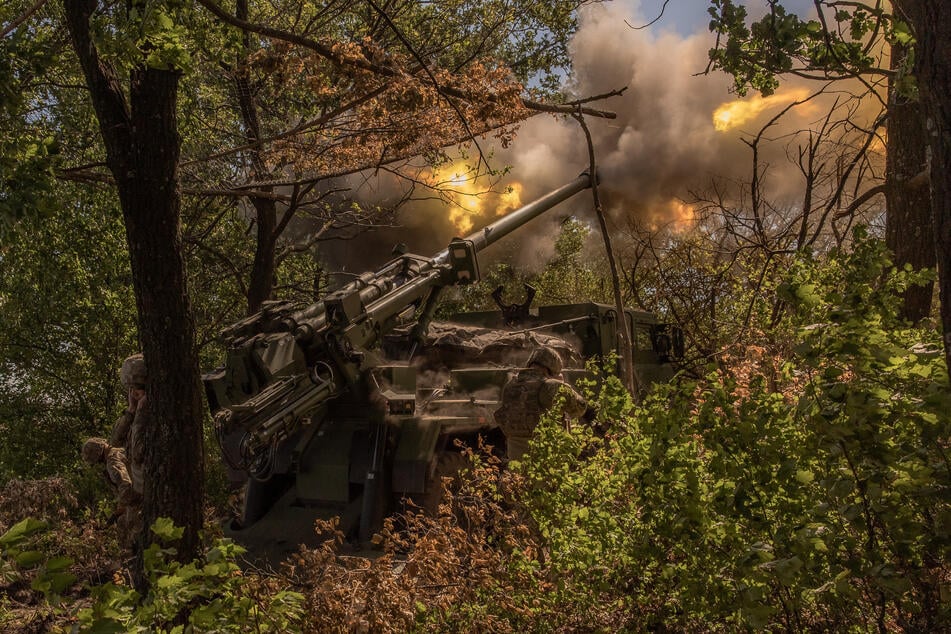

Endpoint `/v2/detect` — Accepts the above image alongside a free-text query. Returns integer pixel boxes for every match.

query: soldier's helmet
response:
[82,437,110,464]
[120,354,147,389]
[527,346,563,376]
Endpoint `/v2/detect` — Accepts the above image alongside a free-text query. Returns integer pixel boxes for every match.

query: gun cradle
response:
[216,369,338,476]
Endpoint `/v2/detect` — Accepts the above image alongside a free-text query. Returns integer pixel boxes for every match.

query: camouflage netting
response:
[0,478,78,533]
[392,321,583,372]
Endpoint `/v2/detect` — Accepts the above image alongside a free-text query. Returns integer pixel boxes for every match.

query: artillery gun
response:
[203,172,681,559]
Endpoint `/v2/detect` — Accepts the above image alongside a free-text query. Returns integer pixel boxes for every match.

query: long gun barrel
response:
[437,172,594,261]
[204,172,593,478]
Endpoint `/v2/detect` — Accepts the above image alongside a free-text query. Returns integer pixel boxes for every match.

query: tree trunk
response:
[246,198,278,314]
[63,0,205,581]
[885,40,934,323]
[235,0,278,315]
[895,0,951,371]
[123,67,205,582]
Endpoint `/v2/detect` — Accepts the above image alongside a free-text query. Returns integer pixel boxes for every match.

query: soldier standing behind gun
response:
[110,353,147,496]
[81,438,142,549]
[494,346,587,460]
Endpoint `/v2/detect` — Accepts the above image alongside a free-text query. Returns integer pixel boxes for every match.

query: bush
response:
[515,232,950,631]
[75,519,304,633]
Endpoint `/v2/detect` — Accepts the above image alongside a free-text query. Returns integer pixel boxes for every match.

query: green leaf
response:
[762,556,803,585]
[85,621,128,634]
[151,517,185,541]
[890,20,915,46]
[45,556,73,572]
[14,550,44,568]
[0,518,47,548]
[45,571,77,594]
[156,573,184,590]
[795,470,814,484]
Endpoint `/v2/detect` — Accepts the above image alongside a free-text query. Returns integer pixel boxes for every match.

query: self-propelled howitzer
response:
[203,172,593,544]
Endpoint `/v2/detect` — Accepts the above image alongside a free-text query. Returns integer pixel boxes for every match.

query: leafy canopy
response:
[707,0,915,96]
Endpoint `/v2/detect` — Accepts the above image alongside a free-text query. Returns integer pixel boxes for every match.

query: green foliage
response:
[626,226,778,366]
[0,21,61,235]
[0,185,137,482]
[0,518,76,601]
[90,0,195,73]
[516,231,949,630]
[707,0,910,96]
[440,217,608,315]
[532,218,608,305]
[76,519,304,633]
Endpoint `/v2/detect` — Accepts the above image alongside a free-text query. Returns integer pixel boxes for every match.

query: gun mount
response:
[203,173,596,549]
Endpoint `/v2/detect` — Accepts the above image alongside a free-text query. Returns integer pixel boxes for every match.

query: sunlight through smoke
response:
[667,199,697,233]
[713,88,812,131]
[431,163,524,235]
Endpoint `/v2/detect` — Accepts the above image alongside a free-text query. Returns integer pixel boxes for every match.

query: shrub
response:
[75,519,304,633]
[515,232,950,631]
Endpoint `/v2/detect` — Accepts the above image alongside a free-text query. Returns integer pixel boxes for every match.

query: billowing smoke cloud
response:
[323,0,882,274]
[505,9,734,201]
[492,0,883,266]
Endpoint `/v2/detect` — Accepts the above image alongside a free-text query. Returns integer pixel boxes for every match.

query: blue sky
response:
[636,0,819,36]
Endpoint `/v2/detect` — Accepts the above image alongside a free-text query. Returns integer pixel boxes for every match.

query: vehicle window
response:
[634,325,652,352]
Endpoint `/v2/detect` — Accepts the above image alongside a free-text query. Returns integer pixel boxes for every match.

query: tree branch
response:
[625,0,670,31]
[195,0,616,119]
[572,108,638,398]
[1,0,51,38]
[61,0,132,165]
[364,0,490,170]
[833,182,886,219]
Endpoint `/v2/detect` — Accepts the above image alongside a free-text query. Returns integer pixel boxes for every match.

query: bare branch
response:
[1,0,51,38]
[833,182,886,219]
[625,0,670,31]
[572,108,638,397]
[275,219,335,266]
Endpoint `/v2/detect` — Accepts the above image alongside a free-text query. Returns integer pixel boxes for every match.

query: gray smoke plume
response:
[493,0,883,265]
[322,0,882,273]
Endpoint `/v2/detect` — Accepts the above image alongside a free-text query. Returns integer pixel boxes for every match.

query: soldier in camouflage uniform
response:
[81,437,142,549]
[110,354,147,496]
[494,346,587,460]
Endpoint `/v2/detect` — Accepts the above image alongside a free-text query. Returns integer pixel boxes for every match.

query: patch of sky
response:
[635,0,818,36]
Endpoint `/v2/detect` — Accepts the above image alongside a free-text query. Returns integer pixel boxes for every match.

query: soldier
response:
[494,346,587,460]
[110,353,147,495]
[81,437,142,549]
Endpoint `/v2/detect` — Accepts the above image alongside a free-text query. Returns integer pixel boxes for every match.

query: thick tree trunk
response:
[895,0,951,371]
[121,68,205,578]
[885,41,934,323]
[63,0,205,580]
